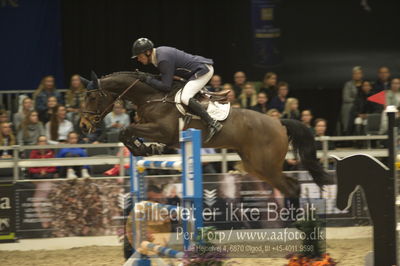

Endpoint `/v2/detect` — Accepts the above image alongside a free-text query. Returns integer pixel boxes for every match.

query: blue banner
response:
[0,0,64,90]
[251,0,281,67]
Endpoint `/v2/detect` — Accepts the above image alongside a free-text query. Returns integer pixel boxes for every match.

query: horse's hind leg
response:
[239,142,300,198]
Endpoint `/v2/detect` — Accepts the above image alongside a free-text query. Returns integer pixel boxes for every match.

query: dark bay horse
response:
[80,71,329,197]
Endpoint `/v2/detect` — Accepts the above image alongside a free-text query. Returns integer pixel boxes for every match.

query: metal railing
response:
[0,134,392,181]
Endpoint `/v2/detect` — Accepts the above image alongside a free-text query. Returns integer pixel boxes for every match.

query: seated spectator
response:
[207,75,222,92]
[39,96,58,124]
[13,97,33,129]
[259,72,278,99]
[28,136,57,179]
[351,81,383,135]
[223,83,236,103]
[57,132,90,178]
[239,83,257,109]
[266,108,281,119]
[231,101,241,108]
[33,75,63,113]
[81,120,107,143]
[65,74,86,126]
[45,105,73,144]
[269,81,289,112]
[232,71,246,96]
[0,122,15,158]
[0,109,10,123]
[104,102,130,133]
[250,92,269,113]
[17,111,45,145]
[386,78,400,106]
[341,66,363,135]
[301,109,314,134]
[282,98,300,120]
[373,66,391,93]
[314,118,335,150]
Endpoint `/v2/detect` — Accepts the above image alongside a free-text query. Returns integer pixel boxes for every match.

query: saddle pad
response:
[174,89,230,121]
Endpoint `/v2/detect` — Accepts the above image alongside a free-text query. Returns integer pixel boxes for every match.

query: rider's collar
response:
[150,48,158,66]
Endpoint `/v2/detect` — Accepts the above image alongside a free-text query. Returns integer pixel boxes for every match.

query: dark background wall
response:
[0,0,64,90]
[61,0,400,133]
[1,0,399,134]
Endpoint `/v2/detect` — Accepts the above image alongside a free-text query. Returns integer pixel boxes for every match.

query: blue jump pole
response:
[124,129,203,266]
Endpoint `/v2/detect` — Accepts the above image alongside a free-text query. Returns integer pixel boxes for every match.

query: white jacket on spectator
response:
[104,112,130,132]
[45,120,73,144]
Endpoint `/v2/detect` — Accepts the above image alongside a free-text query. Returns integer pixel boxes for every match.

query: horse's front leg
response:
[118,123,168,156]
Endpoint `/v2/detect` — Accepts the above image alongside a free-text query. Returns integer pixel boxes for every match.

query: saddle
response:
[198,89,230,104]
[175,88,231,122]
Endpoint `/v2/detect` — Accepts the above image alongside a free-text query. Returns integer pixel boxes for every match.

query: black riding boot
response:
[188,98,223,142]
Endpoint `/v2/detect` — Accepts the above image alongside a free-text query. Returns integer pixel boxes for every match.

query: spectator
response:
[223,83,236,103]
[231,101,241,108]
[314,118,335,150]
[386,78,400,107]
[46,105,73,144]
[282,98,300,120]
[0,122,15,158]
[232,71,246,96]
[57,132,90,178]
[81,120,107,144]
[259,72,278,99]
[341,66,363,134]
[239,83,257,109]
[301,109,314,134]
[65,74,86,125]
[269,81,289,112]
[28,136,57,179]
[266,108,281,119]
[250,92,269,113]
[0,109,10,123]
[373,66,391,93]
[207,75,222,92]
[33,75,63,113]
[104,102,130,133]
[351,81,383,135]
[39,96,58,124]
[17,111,45,145]
[13,97,33,129]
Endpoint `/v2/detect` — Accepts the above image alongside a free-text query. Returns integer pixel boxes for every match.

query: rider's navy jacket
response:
[146,46,213,92]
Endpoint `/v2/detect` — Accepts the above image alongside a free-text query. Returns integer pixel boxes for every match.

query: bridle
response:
[82,78,139,125]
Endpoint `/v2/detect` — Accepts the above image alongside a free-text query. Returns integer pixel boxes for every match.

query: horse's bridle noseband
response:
[82,78,140,125]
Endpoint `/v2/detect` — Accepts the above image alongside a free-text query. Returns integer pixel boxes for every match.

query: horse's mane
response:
[101,71,153,79]
[101,71,185,92]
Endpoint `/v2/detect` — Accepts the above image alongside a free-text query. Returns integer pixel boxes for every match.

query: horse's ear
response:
[80,76,90,87]
[91,70,99,89]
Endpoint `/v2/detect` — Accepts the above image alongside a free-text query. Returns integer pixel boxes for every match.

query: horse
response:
[80,71,329,197]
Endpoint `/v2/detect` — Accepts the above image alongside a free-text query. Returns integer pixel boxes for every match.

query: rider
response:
[131,37,223,142]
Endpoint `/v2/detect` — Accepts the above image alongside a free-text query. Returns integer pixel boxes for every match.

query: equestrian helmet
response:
[131,38,154,58]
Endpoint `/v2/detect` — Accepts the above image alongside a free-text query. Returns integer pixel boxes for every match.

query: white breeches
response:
[181,64,214,105]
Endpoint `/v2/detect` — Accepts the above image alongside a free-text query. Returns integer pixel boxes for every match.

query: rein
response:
[82,78,139,123]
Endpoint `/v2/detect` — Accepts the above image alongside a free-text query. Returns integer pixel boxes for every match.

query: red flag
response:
[367,90,386,105]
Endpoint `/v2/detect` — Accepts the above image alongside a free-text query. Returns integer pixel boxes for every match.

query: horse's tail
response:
[281,119,329,188]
